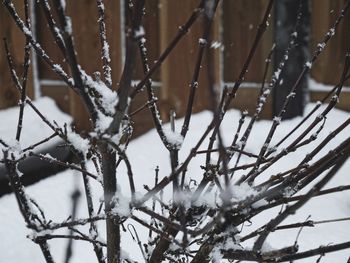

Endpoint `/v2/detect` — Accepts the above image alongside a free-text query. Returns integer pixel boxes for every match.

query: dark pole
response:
[273,0,310,119]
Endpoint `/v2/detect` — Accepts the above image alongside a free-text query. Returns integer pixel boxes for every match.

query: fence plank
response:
[222,0,273,119]
[158,0,221,121]
[132,0,160,81]
[0,0,34,109]
[35,3,67,81]
[66,1,122,131]
[128,0,163,136]
[222,0,273,83]
[311,0,350,86]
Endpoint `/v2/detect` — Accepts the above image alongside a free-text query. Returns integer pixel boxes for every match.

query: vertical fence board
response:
[36,4,67,81]
[34,1,123,131]
[66,1,122,131]
[311,0,350,86]
[128,0,162,136]
[41,86,71,113]
[0,0,34,109]
[158,0,221,121]
[222,0,274,118]
[132,0,160,81]
[222,0,273,83]
[0,6,19,109]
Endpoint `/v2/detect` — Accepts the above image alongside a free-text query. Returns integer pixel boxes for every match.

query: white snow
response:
[134,26,145,38]
[95,111,113,133]
[23,26,32,37]
[52,64,66,76]
[111,186,131,218]
[273,116,282,124]
[198,38,207,45]
[230,183,257,202]
[163,129,184,149]
[102,41,111,63]
[66,127,90,156]
[65,16,72,35]
[273,68,282,80]
[317,42,326,52]
[59,0,66,10]
[309,78,350,92]
[1,103,350,262]
[81,70,118,116]
[210,41,222,49]
[0,97,72,159]
[305,61,312,69]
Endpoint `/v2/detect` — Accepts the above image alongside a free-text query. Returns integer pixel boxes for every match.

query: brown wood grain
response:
[132,0,160,80]
[1,0,349,134]
[35,3,67,80]
[41,85,70,113]
[221,0,274,118]
[222,0,273,83]
[158,0,221,121]
[311,0,350,86]
[310,91,350,112]
[128,0,163,136]
[0,0,34,109]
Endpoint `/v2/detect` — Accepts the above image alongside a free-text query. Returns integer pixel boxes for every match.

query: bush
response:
[1,0,350,262]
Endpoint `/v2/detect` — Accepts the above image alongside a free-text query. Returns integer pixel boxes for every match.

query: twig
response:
[96,0,112,87]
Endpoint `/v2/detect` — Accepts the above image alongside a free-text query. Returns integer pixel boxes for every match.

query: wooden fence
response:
[1,0,349,136]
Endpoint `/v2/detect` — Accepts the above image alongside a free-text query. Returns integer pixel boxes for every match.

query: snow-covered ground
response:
[0,99,350,262]
[0,97,72,160]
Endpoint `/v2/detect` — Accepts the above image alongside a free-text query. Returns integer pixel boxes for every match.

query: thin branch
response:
[181,0,220,138]
[96,0,112,87]
[253,153,349,251]
[273,241,350,262]
[30,153,100,181]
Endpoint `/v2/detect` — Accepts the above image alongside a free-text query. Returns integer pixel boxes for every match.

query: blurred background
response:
[1,0,349,136]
